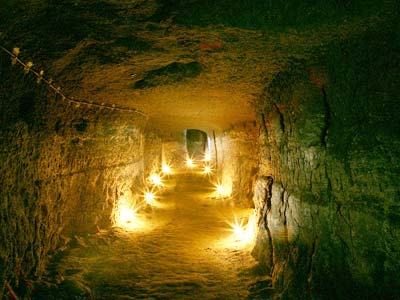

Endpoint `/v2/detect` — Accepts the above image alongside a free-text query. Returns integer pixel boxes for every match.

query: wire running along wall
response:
[0,45,147,118]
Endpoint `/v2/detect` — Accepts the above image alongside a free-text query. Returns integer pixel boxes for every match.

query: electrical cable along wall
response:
[0,45,147,117]
[1,1,399,298]
[0,48,161,299]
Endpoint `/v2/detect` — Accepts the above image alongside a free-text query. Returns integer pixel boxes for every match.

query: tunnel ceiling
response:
[0,0,394,133]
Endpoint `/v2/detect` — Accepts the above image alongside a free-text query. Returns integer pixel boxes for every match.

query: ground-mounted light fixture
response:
[117,205,138,228]
[213,180,232,198]
[149,173,163,187]
[203,164,212,174]
[144,190,156,205]
[113,191,145,231]
[224,212,257,248]
[162,163,172,175]
[186,157,195,168]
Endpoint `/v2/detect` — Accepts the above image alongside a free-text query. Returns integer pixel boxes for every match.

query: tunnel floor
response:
[35,171,272,299]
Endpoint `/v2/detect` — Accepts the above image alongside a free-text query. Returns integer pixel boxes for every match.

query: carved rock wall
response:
[0,54,162,297]
[216,123,259,207]
[253,26,400,299]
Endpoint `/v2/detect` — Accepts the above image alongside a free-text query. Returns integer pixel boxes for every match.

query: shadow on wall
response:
[0,52,163,298]
[214,123,259,207]
[252,22,400,300]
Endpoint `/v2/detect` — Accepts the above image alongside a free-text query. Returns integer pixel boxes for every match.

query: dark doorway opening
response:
[185,129,208,159]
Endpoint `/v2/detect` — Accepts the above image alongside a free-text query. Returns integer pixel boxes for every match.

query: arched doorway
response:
[185,129,208,160]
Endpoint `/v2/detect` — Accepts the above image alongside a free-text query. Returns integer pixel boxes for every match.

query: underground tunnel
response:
[0,1,399,299]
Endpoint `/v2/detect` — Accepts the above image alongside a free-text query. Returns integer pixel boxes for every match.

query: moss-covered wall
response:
[0,53,161,298]
[253,22,400,299]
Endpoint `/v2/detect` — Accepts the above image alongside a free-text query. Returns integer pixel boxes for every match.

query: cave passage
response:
[34,168,270,300]
[1,1,399,299]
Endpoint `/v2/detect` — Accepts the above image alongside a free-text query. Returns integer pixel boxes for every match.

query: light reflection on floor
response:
[35,171,272,300]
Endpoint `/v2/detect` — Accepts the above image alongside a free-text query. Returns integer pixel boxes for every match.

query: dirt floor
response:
[35,170,272,299]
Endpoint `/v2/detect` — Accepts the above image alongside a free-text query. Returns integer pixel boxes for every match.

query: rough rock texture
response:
[0,53,162,297]
[162,139,186,168]
[253,21,400,299]
[143,129,162,174]
[1,0,399,299]
[133,61,203,89]
[216,123,259,207]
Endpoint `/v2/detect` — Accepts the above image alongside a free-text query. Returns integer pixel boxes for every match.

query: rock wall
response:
[162,137,186,169]
[253,24,400,299]
[215,123,259,207]
[0,54,161,297]
[143,128,162,175]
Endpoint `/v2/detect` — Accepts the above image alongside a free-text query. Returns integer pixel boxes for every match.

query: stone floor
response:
[34,171,272,299]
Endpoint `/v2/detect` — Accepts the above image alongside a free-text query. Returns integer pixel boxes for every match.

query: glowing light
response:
[186,158,195,168]
[144,191,155,205]
[232,221,253,244]
[204,152,211,161]
[227,213,257,247]
[113,191,143,231]
[149,173,163,186]
[216,184,224,194]
[233,222,246,240]
[118,206,137,226]
[162,163,172,175]
[214,182,231,197]
[203,165,212,174]
[213,178,232,198]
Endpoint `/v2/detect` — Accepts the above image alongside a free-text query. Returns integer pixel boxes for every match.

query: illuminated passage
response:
[43,169,271,299]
